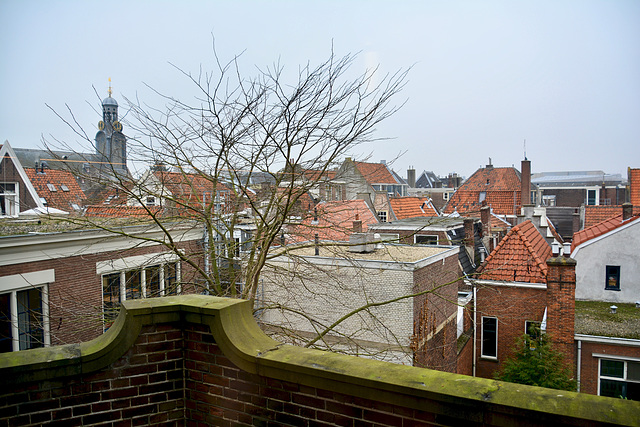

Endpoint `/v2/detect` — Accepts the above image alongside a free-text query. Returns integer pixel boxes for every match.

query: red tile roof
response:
[628,168,640,206]
[443,167,525,216]
[584,205,640,228]
[572,213,640,251]
[24,168,85,212]
[84,205,163,217]
[389,197,438,220]
[153,171,235,212]
[355,162,397,185]
[288,199,379,243]
[477,220,551,283]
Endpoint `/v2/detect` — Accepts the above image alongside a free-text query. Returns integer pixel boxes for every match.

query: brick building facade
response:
[0,225,204,351]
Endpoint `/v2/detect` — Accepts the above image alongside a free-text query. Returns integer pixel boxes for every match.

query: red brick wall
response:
[0,239,202,346]
[0,323,184,426]
[578,341,640,396]
[475,285,547,379]
[412,254,461,372]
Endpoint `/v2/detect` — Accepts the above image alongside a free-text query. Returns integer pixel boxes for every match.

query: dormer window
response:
[0,183,18,216]
[46,183,57,192]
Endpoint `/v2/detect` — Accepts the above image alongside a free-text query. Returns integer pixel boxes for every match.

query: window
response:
[599,359,640,400]
[0,289,44,352]
[377,211,387,222]
[587,189,597,206]
[0,270,51,352]
[101,262,180,327]
[415,235,438,245]
[525,321,541,339]
[46,183,57,192]
[0,183,18,216]
[479,192,486,203]
[542,195,556,207]
[60,184,70,192]
[146,196,156,206]
[605,265,621,291]
[481,317,498,358]
[443,192,450,201]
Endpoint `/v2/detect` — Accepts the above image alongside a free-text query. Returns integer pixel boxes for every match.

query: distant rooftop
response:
[532,171,624,186]
[275,242,454,264]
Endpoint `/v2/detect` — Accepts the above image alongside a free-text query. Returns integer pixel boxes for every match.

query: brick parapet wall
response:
[0,323,184,426]
[1,295,638,426]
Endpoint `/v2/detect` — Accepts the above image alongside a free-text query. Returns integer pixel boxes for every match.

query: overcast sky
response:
[1,0,638,179]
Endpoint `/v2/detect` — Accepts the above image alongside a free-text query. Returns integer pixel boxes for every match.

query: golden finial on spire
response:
[108,77,112,97]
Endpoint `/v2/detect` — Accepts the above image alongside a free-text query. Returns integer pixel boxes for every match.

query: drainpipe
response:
[577,339,582,392]
[473,280,477,377]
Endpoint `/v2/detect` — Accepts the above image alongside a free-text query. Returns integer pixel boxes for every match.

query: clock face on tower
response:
[98,121,105,130]
[113,121,123,132]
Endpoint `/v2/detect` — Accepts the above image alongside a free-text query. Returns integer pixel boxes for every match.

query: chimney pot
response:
[610,305,618,314]
[562,242,571,257]
[552,241,560,256]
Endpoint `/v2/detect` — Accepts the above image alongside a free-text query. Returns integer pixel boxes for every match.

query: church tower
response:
[95,79,127,177]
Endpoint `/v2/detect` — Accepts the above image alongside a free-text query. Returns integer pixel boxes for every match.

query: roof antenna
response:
[523,139,527,161]
[108,77,112,97]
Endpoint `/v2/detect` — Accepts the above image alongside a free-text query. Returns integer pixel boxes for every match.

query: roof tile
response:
[24,168,85,211]
[443,167,526,216]
[389,197,439,220]
[572,212,640,251]
[477,220,551,283]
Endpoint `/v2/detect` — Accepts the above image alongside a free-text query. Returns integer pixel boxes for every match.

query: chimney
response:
[353,214,362,233]
[521,158,531,207]
[407,168,416,188]
[622,202,633,221]
[463,218,475,261]
[480,203,491,237]
[545,253,577,373]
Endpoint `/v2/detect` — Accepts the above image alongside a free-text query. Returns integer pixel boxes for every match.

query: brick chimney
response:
[480,203,490,237]
[622,202,633,221]
[353,214,363,233]
[545,252,577,373]
[521,158,531,207]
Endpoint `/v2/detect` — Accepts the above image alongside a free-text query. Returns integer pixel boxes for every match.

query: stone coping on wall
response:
[1,294,639,426]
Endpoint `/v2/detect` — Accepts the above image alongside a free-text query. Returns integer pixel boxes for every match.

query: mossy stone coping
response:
[1,294,639,426]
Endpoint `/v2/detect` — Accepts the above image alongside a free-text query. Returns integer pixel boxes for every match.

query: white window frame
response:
[0,270,53,352]
[443,192,450,201]
[481,316,498,359]
[0,182,19,217]
[597,356,640,399]
[377,211,387,223]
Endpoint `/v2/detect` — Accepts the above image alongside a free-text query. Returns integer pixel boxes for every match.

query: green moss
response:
[576,301,640,339]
